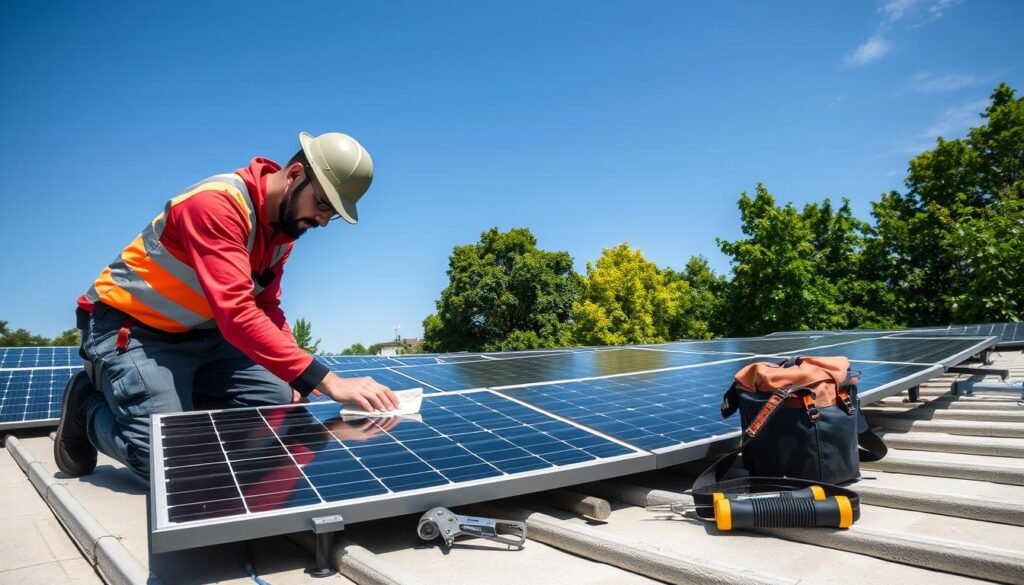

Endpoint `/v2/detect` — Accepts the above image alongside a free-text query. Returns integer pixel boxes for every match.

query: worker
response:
[54,132,399,482]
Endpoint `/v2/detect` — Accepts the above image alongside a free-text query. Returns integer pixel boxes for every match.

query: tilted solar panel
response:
[0,346,82,369]
[0,366,83,430]
[391,348,738,392]
[498,358,939,466]
[780,336,996,366]
[151,391,651,552]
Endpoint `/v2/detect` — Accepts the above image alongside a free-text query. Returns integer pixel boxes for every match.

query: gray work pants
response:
[79,305,291,483]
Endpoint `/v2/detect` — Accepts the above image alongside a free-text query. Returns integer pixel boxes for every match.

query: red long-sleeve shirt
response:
[79,157,329,393]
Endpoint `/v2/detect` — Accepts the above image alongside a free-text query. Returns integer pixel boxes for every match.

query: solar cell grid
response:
[0,366,83,428]
[499,358,938,459]
[156,391,642,528]
[0,346,81,369]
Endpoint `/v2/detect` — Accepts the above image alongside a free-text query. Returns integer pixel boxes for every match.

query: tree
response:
[291,318,321,354]
[423,227,582,352]
[866,83,1024,324]
[666,255,727,339]
[0,320,51,347]
[717,185,849,336]
[52,328,82,346]
[341,343,369,355]
[571,243,689,345]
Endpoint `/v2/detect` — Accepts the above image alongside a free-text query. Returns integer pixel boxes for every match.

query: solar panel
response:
[150,390,651,552]
[0,346,82,369]
[894,322,1024,349]
[389,348,738,392]
[497,359,939,466]
[779,336,995,366]
[657,335,877,355]
[319,368,441,395]
[0,366,83,430]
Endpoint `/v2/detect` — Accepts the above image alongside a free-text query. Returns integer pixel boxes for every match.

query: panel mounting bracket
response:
[305,514,345,578]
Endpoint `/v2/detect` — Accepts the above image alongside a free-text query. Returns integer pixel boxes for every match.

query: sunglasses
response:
[301,164,341,221]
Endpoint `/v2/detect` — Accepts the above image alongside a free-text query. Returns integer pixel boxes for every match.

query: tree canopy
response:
[572,243,689,345]
[865,83,1023,325]
[423,227,581,352]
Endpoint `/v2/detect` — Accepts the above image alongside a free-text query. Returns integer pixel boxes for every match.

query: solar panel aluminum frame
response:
[148,391,655,554]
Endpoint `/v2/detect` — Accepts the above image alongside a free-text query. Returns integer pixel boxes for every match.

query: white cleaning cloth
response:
[340,388,423,419]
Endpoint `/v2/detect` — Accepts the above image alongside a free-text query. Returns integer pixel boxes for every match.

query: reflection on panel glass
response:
[160,392,637,525]
[392,349,736,391]
[0,366,81,424]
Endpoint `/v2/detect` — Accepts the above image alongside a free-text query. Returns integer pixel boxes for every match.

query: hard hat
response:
[298,131,374,224]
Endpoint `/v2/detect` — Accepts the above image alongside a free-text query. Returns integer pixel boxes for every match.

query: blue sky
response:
[1,1,1020,351]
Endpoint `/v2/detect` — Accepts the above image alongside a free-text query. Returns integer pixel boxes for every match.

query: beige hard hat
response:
[298,131,374,224]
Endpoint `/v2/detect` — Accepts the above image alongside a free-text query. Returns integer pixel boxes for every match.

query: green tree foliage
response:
[423,228,582,352]
[341,343,370,355]
[866,83,1024,324]
[717,186,853,336]
[291,318,321,354]
[52,328,83,346]
[571,243,690,345]
[0,320,52,347]
[665,255,727,339]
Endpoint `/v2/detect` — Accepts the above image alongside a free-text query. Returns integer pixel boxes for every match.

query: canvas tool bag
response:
[691,356,887,523]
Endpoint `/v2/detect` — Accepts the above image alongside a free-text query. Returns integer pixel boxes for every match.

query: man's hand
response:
[291,389,309,404]
[316,372,399,412]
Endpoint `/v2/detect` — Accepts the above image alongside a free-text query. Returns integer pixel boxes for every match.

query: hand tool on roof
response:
[417,507,527,549]
[647,487,856,531]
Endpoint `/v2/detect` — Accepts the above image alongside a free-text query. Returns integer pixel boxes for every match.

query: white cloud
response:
[910,72,981,92]
[879,0,962,23]
[922,98,988,139]
[898,97,988,153]
[844,36,891,66]
[928,0,963,19]
[880,0,921,23]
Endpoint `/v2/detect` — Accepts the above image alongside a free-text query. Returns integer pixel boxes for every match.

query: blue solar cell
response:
[0,366,82,426]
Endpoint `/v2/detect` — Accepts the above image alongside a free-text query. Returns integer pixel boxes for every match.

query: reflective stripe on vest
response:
[85,173,289,333]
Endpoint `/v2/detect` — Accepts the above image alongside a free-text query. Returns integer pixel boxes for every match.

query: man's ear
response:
[286,162,305,180]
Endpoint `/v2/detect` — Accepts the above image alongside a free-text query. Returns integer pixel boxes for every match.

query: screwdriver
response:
[647,486,856,530]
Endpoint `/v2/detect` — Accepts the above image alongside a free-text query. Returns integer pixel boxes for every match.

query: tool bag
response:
[691,356,887,524]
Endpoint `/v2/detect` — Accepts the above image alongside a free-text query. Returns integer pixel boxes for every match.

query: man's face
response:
[275,166,339,239]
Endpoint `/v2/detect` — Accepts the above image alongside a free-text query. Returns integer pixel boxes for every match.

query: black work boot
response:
[54,370,98,476]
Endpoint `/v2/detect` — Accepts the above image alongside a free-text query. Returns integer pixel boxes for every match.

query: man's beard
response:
[273,184,312,239]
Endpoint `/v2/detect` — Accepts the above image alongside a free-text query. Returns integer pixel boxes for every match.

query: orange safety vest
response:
[84,174,288,333]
